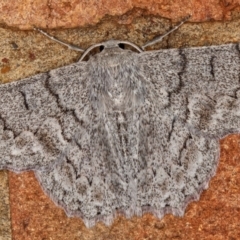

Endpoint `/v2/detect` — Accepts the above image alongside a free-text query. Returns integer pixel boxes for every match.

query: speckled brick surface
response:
[0,7,240,240]
[1,0,240,29]
[0,171,11,240]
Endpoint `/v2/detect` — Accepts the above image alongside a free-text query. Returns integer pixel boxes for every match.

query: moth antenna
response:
[141,15,191,50]
[79,43,105,61]
[33,27,84,52]
[119,41,143,53]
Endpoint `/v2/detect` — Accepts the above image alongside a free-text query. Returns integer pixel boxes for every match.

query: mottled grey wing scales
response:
[0,62,87,171]
[137,43,240,216]
[181,44,240,137]
[31,62,116,227]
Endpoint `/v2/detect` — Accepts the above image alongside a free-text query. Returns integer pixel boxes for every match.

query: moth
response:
[0,17,239,228]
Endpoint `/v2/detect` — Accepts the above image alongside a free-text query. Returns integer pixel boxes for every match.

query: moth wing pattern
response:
[0,40,240,227]
[0,59,113,227]
[0,61,88,172]
[180,43,240,138]
[140,43,240,138]
[136,42,240,216]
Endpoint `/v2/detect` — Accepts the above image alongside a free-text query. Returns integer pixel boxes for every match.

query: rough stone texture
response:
[0,171,11,240]
[1,0,240,29]
[1,15,240,84]
[0,13,240,240]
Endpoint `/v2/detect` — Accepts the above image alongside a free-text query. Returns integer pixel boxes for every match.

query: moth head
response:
[80,40,143,61]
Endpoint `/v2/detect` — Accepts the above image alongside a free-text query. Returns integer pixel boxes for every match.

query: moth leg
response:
[141,15,191,50]
[33,27,84,52]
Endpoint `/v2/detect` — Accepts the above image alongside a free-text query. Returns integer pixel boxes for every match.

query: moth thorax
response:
[107,76,126,105]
